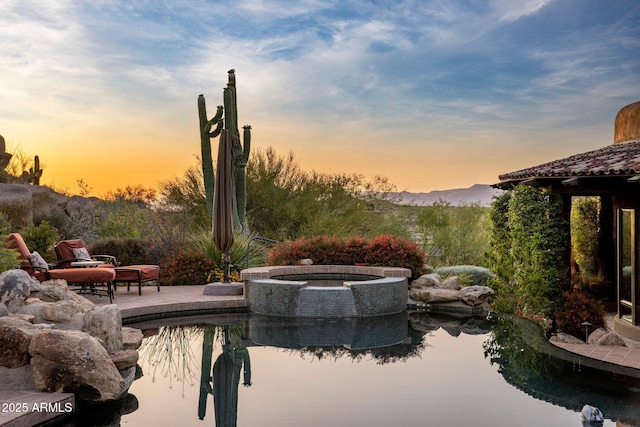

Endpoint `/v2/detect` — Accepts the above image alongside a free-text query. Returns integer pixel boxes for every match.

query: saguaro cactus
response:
[198,69,251,232]
[198,97,223,215]
[0,134,12,170]
[29,155,43,185]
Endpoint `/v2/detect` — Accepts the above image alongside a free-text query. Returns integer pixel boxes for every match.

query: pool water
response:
[68,313,640,426]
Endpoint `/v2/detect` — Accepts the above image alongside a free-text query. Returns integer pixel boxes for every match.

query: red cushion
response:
[115,265,159,282]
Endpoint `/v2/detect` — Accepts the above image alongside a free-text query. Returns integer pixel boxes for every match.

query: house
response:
[496,101,640,341]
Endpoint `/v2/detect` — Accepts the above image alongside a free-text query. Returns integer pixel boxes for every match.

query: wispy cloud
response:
[0,0,638,193]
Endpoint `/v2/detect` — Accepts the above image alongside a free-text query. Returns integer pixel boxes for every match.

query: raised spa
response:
[241,265,412,317]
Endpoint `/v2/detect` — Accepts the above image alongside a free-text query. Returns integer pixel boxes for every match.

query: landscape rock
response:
[9,313,35,323]
[0,365,35,389]
[110,349,139,371]
[0,269,34,312]
[122,326,144,350]
[410,287,460,303]
[410,273,441,289]
[83,305,123,352]
[550,332,585,344]
[36,282,95,312]
[0,317,38,368]
[593,331,627,347]
[458,286,495,306]
[29,329,125,402]
[587,328,608,344]
[440,276,465,290]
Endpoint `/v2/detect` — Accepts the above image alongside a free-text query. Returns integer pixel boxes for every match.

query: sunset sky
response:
[1,0,639,196]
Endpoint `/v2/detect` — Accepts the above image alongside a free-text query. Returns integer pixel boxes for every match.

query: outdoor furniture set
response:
[6,233,159,303]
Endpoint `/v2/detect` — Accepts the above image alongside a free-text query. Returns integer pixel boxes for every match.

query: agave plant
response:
[189,229,270,271]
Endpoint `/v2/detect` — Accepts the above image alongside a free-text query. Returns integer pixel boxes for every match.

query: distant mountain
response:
[391,184,503,207]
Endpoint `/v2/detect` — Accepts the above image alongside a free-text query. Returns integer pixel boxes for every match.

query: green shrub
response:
[485,185,569,317]
[554,286,605,339]
[89,238,149,266]
[0,213,20,273]
[22,220,60,262]
[268,234,426,279]
[190,230,271,271]
[435,265,494,286]
[159,250,217,285]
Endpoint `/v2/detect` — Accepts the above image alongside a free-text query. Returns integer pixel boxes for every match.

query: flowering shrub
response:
[268,234,426,278]
[554,286,605,339]
[159,251,217,285]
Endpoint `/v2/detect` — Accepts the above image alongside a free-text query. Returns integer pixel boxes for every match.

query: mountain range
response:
[391,184,503,207]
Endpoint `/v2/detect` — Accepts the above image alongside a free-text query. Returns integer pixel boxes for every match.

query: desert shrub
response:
[21,220,60,262]
[268,234,426,278]
[189,230,271,271]
[0,213,20,272]
[89,238,150,266]
[159,250,217,286]
[554,286,605,339]
[435,265,494,286]
[362,235,426,278]
[414,200,489,267]
[343,236,367,265]
[571,274,611,302]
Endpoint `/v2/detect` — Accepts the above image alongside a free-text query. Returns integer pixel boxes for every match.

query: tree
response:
[414,200,488,266]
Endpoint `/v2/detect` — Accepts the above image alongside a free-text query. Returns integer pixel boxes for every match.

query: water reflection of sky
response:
[121,325,619,427]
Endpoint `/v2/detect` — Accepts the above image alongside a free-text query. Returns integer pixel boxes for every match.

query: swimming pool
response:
[65,312,640,426]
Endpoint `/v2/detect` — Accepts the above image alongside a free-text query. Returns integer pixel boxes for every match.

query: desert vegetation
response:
[0,143,609,337]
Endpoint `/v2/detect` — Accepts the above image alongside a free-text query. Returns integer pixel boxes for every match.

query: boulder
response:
[410,273,441,289]
[0,317,38,367]
[458,286,495,306]
[0,183,33,228]
[550,332,585,344]
[593,331,627,347]
[0,304,8,317]
[439,276,465,290]
[0,365,35,389]
[411,288,460,303]
[0,269,34,312]
[83,305,123,352]
[122,327,144,350]
[110,349,139,371]
[36,281,95,312]
[16,283,95,328]
[29,329,125,402]
[587,328,608,344]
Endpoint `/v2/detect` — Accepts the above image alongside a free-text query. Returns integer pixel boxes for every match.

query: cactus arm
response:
[242,125,251,162]
[198,94,215,216]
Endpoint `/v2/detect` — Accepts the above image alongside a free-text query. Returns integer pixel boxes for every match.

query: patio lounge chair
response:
[55,239,160,296]
[6,233,116,302]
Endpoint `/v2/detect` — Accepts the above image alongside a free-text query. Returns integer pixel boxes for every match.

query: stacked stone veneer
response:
[241,265,411,318]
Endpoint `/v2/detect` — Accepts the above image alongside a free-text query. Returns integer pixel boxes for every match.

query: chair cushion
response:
[29,251,49,271]
[48,268,116,282]
[115,265,160,282]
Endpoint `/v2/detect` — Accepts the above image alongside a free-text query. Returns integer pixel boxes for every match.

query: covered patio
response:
[496,101,640,341]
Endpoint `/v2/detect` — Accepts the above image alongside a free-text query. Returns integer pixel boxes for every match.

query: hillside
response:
[391,184,503,207]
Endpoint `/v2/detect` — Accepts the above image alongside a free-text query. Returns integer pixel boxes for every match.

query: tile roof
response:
[499,140,640,181]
